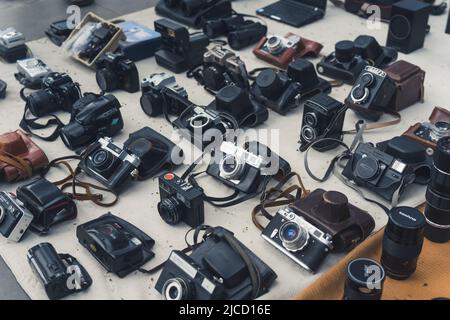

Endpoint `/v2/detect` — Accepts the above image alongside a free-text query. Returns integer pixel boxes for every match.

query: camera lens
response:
[27,90,56,117]
[256,69,284,97]
[355,156,380,181]
[424,136,450,243]
[96,68,119,92]
[140,93,163,117]
[301,126,317,143]
[304,112,318,127]
[279,221,309,252]
[158,197,184,225]
[344,258,385,300]
[335,40,355,63]
[381,206,425,280]
[91,149,115,173]
[430,121,450,142]
[266,36,283,54]
[60,122,90,150]
[162,278,193,300]
[360,73,374,86]
[219,154,245,180]
[227,23,267,51]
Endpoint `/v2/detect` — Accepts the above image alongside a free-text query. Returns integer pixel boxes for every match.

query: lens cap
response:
[256,69,284,97]
[386,207,426,246]
[335,40,355,63]
[344,258,385,300]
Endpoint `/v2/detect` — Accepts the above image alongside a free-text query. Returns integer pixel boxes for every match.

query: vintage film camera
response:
[253,33,323,69]
[95,52,140,93]
[158,172,204,228]
[403,106,450,151]
[262,189,375,273]
[78,23,118,63]
[207,141,290,194]
[16,178,78,234]
[154,19,210,73]
[79,137,141,193]
[27,243,92,300]
[15,58,53,89]
[0,192,34,242]
[77,213,155,278]
[317,40,369,85]
[194,46,250,93]
[155,226,277,300]
[299,93,347,152]
[60,94,124,150]
[207,84,268,128]
[203,15,267,50]
[23,73,82,117]
[0,27,28,63]
[353,35,397,68]
[251,59,331,115]
[346,66,397,121]
[140,73,189,117]
[173,105,238,150]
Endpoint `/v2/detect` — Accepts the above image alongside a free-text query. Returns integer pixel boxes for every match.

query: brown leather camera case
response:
[384,60,425,112]
[289,189,375,252]
[0,130,49,182]
[403,106,450,149]
[253,33,323,69]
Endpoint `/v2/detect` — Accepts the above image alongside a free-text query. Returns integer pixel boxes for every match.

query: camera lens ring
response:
[266,36,283,54]
[304,112,318,127]
[430,122,450,142]
[301,125,317,143]
[162,278,192,300]
[219,154,245,180]
[350,84,370,104]
[158,197,184,225]
[279,221,309,252]
[189,114,211,129]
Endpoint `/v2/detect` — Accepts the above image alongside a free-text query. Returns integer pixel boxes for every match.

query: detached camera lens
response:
[158,197,184,225]
[381,206,425,280]
[344,258,385,300]
[163,278,193,300]
[279,221,309,252]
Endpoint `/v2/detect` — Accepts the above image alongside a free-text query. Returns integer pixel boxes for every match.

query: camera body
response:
[346,66,396,121]
[262,189,375,273]
[60,94,124,150]
[200,46,250,92]
[403,107,450,151]
[155,226,277,300]
[0,192,34,242]
[299,93,347,152]
[79,137,141,193]
[342,142,415,202]
[0,27,28,63]
[154,19,209,73]
[78,23,118,63]
[27,243,92,300]
[15,58,52,89]
[25,73,81,117]
[95,52,140,93]
[158,172,204,228]
[251,59,331,115]
[76,213,155,278]
[253,33,322,69]
[140,73,189,117]
[317,40,369,85]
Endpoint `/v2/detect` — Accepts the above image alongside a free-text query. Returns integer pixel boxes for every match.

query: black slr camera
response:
[251,59,331,115]
[95,52,140,93]
[60,94,124,150]
[342,142,417,203]
[346,66,396,121]
[0,192,34,242]
[155,226,277,300]
[27,243,92,300]
[24,73,81,117]
[317,40,369,85]
[262,189,375,273]
[158,172,205,228]
[299,93,347,152]
[194,46,250,93]
[77,213,155,278]
[207,141,290,194]
[79,137,141,193]
[154,19,210,73]
[78,23,118,62]
[140,73,189,117]
[203,15,267,50]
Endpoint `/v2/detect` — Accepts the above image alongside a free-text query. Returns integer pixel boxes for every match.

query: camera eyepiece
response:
[279,221,309,252]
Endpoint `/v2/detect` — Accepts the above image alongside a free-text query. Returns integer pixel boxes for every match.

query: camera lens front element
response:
[266,36,284,54]
[219,154,245,180]
[91,149,114,172]
[96,68,119,92]
[162,278,193,300]
[304,112,318,127]
[158,197,185,225]
[279,221,309,252]
[301,126,317,143]
[360,73,374,86]
[350,84,370,104]
[355,156,380,181]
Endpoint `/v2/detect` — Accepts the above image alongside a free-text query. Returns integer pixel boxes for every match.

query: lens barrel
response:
[381,206,425,280]
[158,197,184,225]
[343,258,385,300]
[424,136,450,243]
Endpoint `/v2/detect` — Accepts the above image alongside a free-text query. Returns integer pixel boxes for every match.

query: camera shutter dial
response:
[256,69,284,97]
[355,156,381,181]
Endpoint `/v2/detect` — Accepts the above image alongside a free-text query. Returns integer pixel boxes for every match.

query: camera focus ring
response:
[158,197,183,225]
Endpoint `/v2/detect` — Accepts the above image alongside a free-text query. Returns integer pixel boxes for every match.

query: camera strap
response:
[0,150,34,181]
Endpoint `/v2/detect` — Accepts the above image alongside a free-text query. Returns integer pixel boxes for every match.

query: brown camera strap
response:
[252,172,310,231]
[343,103,402,133]
[44,158,118,207]
[0,151,33,181]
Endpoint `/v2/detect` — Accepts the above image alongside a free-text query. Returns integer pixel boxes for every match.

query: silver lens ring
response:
[219,154,245,180]
[301,126,317,143]
[189,114,211,129]
[350,84,370,104]
[162,278,190,300]
[304,112,318,127]
[266,36,283,54]
[279,221,310,252]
